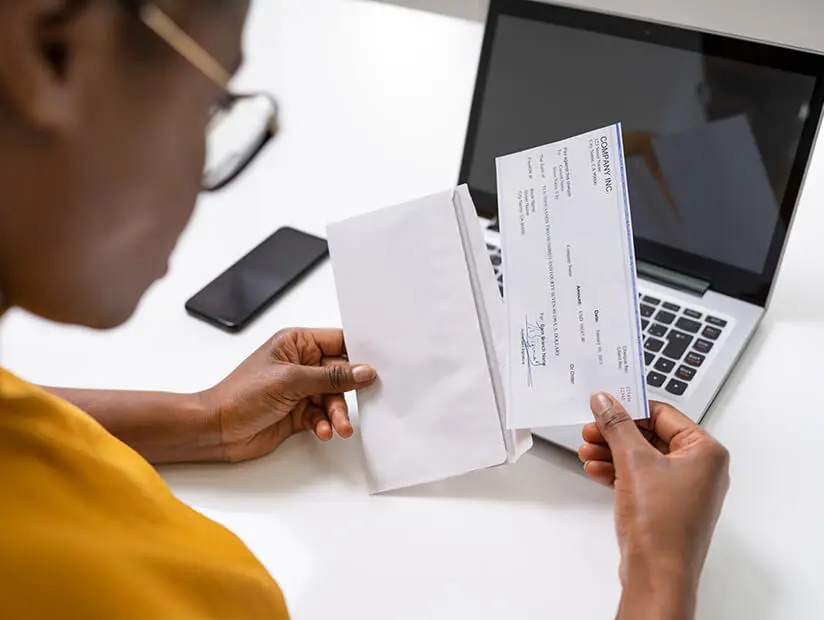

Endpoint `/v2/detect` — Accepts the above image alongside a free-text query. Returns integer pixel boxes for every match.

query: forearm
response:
[618,560,698,620]
[43,387,221,464]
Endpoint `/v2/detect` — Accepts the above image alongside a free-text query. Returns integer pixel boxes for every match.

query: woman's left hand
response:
[198,328,376,462]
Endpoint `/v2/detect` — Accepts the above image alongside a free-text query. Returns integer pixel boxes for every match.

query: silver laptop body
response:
[459,0,824,451]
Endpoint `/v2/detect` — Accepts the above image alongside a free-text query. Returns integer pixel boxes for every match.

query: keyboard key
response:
[644,352,654,367]
[685,351,705,367]
[706,316,727,328]
[676,365,696,381]
[640,304,655,318]
[486,243,498,252]
[662,331,693,360]
[490,254,501,266]
[645,338,664,353]
[694,339,713,354]
[643,296,661,306]
[663,302,681,312]
[675,317,701,334]
[666,379,688,396]
[641,318,650,330]
[655,310,676,325]
[702,326,722,340]
[684,308,702,319]
[648,323,667,338]
[647,371,666,388]
[654,358,675,373]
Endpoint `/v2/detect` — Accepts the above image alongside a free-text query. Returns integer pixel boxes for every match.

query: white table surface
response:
[2,1,824,618]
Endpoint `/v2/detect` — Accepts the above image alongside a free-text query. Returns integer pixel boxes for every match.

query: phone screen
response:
[185,227,328,331]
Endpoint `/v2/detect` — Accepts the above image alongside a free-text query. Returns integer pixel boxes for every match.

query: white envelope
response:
[328,186,531,494]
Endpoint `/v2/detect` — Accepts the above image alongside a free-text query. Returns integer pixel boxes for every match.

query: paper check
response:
[497,123,649,428]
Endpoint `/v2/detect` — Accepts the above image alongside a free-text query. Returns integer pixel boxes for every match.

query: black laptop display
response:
[460,0,824,306]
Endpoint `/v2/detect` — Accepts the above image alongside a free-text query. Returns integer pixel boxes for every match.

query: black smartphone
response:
[185,227,329,332]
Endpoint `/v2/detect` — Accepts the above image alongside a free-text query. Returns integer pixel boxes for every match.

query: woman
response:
[0,1,730,618]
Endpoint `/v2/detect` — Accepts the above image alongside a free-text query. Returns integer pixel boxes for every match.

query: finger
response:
[578,442,613,464]
[321,356,349,367]
[638,425,670,455]
[302,403,333,441]
[309,393,324,408]
[583,460,616,487]
[325,393,354,438]
[582,422,606,445]
[308,357,348,409]
[586,417,667,452]
[648,400,702,450]
[320,357,356,437]
[285,362,377,398]
[302,328,349,358]
[590,392,650,466]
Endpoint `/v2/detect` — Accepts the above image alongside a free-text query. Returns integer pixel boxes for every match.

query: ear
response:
[0,0,117,132]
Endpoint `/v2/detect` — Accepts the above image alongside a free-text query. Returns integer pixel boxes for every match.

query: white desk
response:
[2,1,824,618]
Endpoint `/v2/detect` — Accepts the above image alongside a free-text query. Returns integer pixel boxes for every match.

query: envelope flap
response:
[452,186,533,461]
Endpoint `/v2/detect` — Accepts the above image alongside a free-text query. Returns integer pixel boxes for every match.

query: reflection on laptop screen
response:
[466,12,818,278]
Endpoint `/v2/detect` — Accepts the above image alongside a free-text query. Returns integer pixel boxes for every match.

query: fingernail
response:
[591,392,613,416]
[352,365,376,383]
[583,460,591,472]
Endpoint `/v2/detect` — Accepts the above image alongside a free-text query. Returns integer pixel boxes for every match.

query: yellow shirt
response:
[0,369,289,619]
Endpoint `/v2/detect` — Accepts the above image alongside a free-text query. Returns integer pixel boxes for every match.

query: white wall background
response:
[378,0,824,51]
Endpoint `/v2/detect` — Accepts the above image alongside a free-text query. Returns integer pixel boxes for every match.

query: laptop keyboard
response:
[488,244,504,294]
[487,243,728,398]
[638,294,727,397]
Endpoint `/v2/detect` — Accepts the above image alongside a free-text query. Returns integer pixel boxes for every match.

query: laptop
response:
[459,0,824,451]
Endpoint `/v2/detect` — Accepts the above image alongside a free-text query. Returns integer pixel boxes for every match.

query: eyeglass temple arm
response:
[139,4,232,90]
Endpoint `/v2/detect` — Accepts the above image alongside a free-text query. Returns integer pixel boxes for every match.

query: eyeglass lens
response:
[203,94,278,191]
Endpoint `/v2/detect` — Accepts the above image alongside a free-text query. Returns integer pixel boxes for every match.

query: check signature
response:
[522,315,547,387]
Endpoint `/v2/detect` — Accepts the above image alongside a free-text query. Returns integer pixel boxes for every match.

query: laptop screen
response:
[460,0,824,306]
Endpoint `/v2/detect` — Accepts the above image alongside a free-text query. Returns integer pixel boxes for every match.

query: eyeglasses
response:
[137,3,278,191]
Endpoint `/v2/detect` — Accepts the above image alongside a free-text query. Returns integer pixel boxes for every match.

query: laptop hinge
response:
[637,261,710,296]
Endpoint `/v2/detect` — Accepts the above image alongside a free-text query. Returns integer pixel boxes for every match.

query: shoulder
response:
[0,368,289,620]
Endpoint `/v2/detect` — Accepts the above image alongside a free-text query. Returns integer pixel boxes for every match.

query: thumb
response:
[590,392,647,462]
[286,363,377,397]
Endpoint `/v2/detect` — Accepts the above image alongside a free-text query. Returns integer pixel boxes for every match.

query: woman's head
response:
[0,0,250,328]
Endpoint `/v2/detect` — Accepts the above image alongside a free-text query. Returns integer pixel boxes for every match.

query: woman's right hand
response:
[579,394,730,620]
